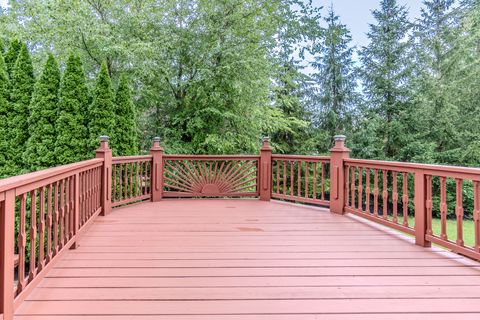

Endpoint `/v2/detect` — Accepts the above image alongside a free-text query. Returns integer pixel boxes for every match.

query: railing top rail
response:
[272,154,330,161]
[164,155,260,160]
[346,158,480,178]
[112,155,153,164]
[0,158,104,194]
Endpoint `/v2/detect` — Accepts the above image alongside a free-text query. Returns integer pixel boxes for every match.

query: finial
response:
[151,136,164,151]
[98,135,110,150]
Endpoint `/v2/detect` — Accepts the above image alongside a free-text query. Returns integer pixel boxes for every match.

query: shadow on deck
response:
[14,199,480,319]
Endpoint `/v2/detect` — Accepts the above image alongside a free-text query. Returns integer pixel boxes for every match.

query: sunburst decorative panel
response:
[163,157,259,197]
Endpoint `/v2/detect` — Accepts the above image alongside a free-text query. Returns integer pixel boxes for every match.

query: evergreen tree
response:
[412,0,460,163]
[24,54,61,171]
[87,61,115,153]
[5,43,35,175]
[113,74,138,156]
[357,0,413,160]
[0,51,10,178]
[55,53,89,164]
[310,6,358,150]
[4,39,21,79]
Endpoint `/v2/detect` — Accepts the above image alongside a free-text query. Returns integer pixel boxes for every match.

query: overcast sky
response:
[0,0,424,48]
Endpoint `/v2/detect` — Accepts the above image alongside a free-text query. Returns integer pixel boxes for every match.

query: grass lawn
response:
[406,216,476,247]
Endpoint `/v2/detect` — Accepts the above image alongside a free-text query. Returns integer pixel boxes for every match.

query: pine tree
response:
[87,62,115,153]
[113,74,138,156]
[55,53,89,164]
[357,0,413,160]
[310,6,358,149]
[24,54,61,171]
[0,51,10,178]
[412,0,462,163]
[5,43,35,175]
[4,39,21,79]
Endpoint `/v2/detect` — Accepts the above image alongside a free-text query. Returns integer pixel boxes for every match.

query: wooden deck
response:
[14,199,480,319]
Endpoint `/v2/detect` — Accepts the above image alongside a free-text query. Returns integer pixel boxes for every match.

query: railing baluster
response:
[440,176,448,240]
[350,166,355,208]
[65,177,70,240]
[130,162,134,198]
[53,182,59,255]
[276,161,280,194]
[426,175,433,236]
[474,181,480,252]
[455,178,464,246]
[392,171,398,223]
[17,193,27,293]
[382,170,388,220]
[123,163,128,200]
[297,161,301,196]
[373,169,378,216]
[313,162,317,200]
[59,179,65,248]
[290,161,294,196]
[321,162,325,200]
[46,185,52,262]
[305,161,309,199]
[283,160,287,195]
[402,172,408,227]
[38,187,45,271]
[402,172,409,227]
[365,168,370,213]
[29,190,38,282]
[357,167,363,211]
[345,165,350,207]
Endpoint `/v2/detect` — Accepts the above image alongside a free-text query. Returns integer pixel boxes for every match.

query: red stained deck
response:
[14,199,480,319]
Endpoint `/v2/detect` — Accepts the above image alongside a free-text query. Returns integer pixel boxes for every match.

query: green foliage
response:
[87,61,115,153]
[356,0,413,160]
[5,43,34,176]
[23,54,60,171]
[113,74,138,156]
[0,51,10,178]
[55,53,89,164]
[310,6,358,151]
[4,39,21,79]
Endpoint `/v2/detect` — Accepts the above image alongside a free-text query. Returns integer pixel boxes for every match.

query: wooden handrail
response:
[0,159,103,194]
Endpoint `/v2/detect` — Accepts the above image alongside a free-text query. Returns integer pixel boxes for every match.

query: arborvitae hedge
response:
[4,39,21,79]
[24,54,61,171]
[6,43,35,176]
[0,52,10,178]
[55,53,89,164]
[87,62,115,153]
[113,74,138,156]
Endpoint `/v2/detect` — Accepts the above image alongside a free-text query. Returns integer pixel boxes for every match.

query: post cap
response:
[151,136,164,152]
[96,135,110,152]
[330,134,350,152]
[261,136,271,150]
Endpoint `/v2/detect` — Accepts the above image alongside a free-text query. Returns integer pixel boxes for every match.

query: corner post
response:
[259,137,272,201]
[96,136,112,216]
[329,135,350,214]
[150,137,164,202]
[414,170,431,247]
[0,190,15,320]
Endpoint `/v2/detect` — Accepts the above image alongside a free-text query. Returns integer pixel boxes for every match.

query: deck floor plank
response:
[14,199,480,319]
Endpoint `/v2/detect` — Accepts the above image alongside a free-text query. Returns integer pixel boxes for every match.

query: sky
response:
[313,0,423,48]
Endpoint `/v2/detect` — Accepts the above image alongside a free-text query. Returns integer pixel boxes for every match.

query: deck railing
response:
[1,134,480,320]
